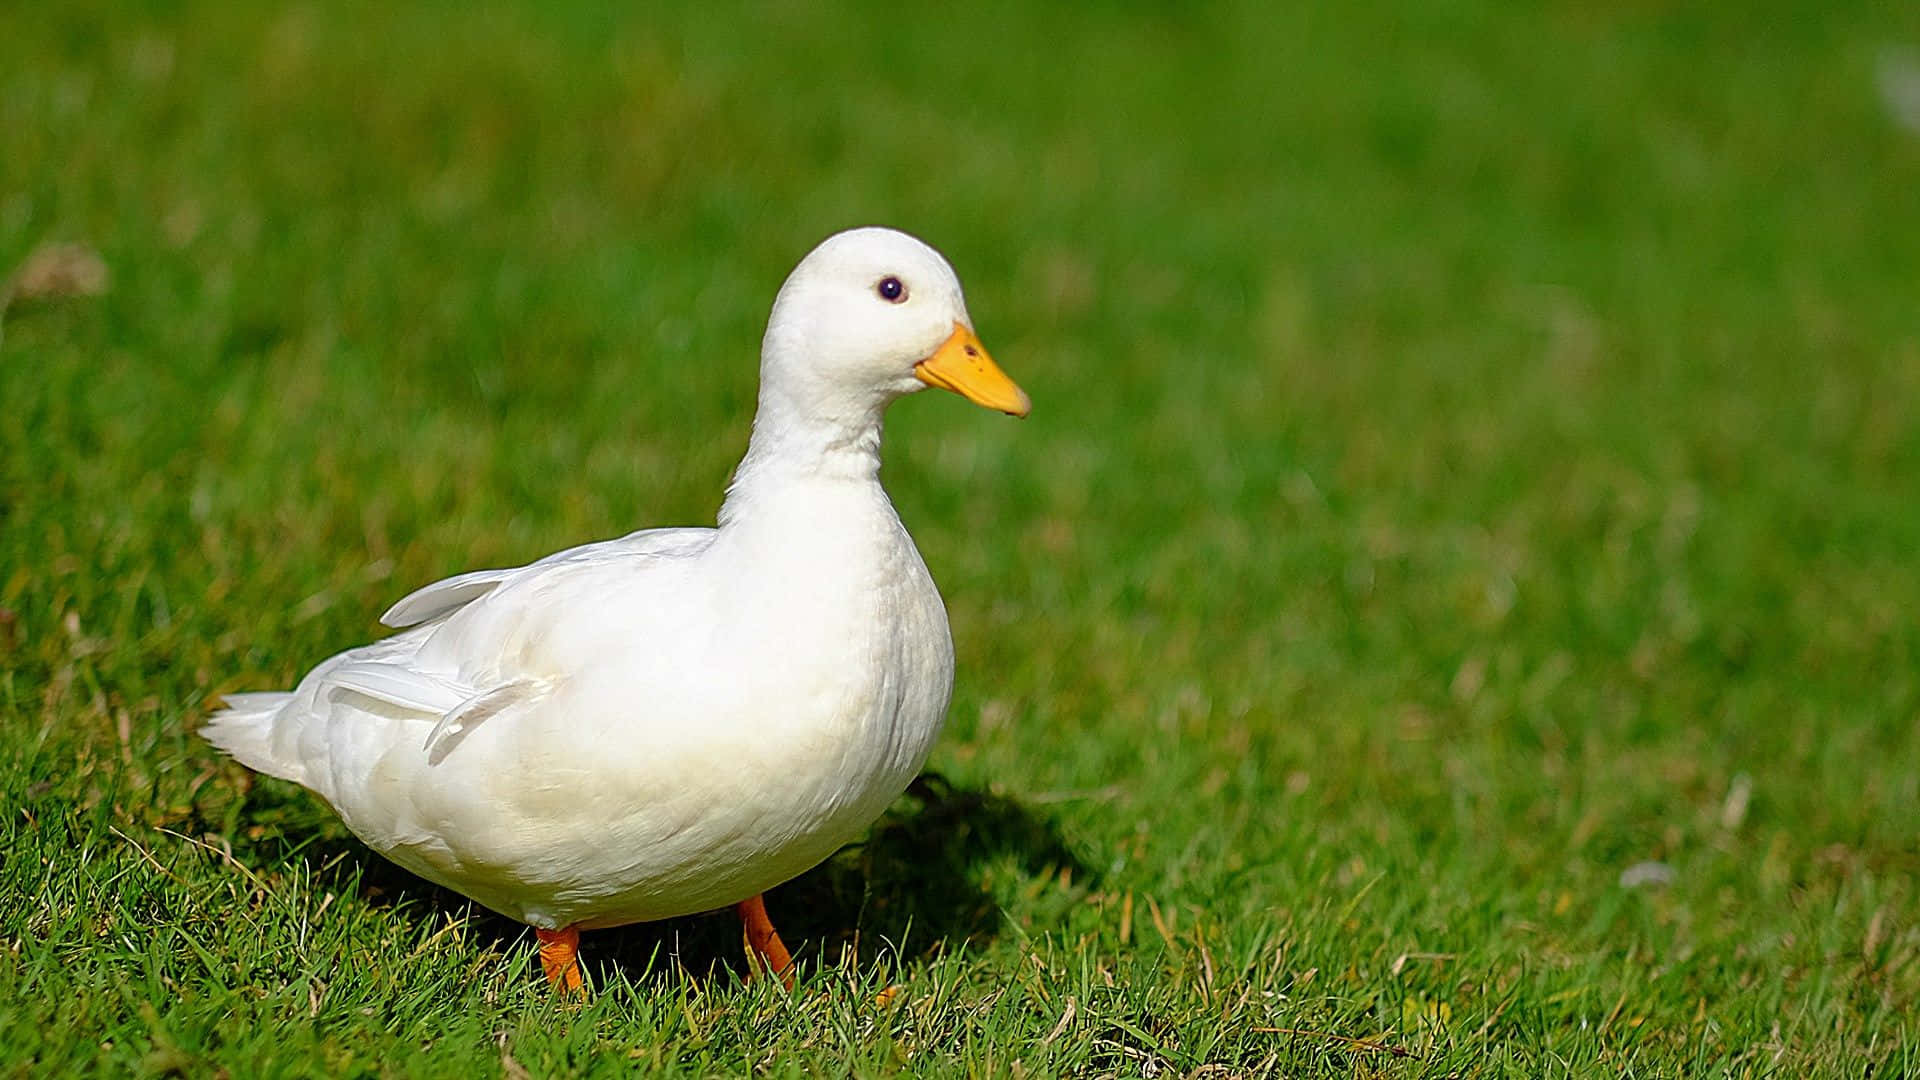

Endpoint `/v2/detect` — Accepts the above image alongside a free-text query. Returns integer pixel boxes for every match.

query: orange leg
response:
[734,893,794,988]
[536,925,585,994]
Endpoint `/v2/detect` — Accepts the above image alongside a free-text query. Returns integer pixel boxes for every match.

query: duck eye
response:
[876,276,906,303]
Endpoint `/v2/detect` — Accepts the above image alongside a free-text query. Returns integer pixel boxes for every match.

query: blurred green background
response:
[4,1,1918,1075]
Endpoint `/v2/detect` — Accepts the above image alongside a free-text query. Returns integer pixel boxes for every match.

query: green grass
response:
[5,0,1920,1074]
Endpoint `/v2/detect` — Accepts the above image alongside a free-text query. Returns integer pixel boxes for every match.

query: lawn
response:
[4,1,1919,1075]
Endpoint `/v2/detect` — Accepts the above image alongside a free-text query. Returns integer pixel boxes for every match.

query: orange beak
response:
[914,322,1031,417]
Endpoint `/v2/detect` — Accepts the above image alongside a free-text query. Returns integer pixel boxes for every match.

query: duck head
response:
[759,227,1031,424]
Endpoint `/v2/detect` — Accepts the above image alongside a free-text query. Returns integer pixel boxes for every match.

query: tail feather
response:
[201,692,307,785]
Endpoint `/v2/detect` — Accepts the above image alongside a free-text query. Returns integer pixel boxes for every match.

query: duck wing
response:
[379,526,714,628]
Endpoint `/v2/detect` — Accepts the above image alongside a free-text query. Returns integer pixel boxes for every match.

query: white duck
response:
[203,227,1029,991]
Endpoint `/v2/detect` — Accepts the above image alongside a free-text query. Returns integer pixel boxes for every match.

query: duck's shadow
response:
[224,773,1090,984]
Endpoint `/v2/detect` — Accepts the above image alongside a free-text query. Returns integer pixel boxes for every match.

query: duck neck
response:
[717,379,887,529]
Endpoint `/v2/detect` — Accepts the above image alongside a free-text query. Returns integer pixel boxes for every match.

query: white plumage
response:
[203,227,1028,957]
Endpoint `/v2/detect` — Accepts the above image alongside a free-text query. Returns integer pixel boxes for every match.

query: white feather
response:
[424,679,544,762]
